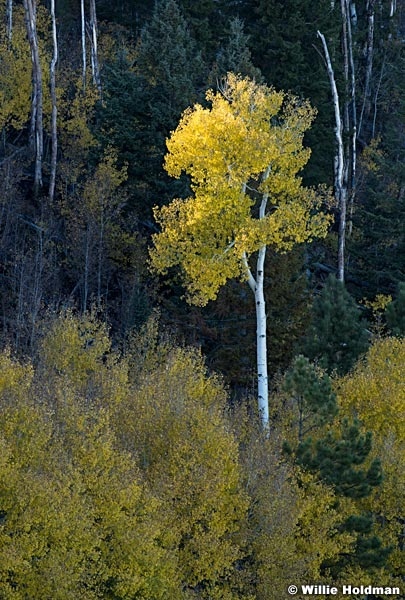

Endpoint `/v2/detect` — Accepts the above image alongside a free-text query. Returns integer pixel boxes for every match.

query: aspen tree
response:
[150,74,331,428]
[22,0,43,192]
[6,0,12,42]
[89,0,101,93]
[49,0,58,202]
[80,0,86,89]
[317,29,349,282]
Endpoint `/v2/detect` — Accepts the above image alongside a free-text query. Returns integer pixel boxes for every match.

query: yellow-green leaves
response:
[150,73,331,305]
[337,337,405,585]
[0,313,249,599]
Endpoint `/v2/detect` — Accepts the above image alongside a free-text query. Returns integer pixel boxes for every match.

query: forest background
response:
[0,1,404,599]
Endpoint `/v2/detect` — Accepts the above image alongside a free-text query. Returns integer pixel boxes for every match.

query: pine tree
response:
[136,0,205,129]
[303,275,369,374]
[283,354,338,442]
[209,16,262,83]
[294,413,388,576]
[251,0,341,186]
[386,282,405,336]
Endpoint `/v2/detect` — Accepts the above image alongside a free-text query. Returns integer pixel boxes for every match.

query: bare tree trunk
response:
[97,213,104,308]
[318,30,347,283]
[49,0,58,202]
[6,0,13,43]
[343,0,357,236]
[23,0,43,194]
[81,0,86,90]
[358,0,375,139]
[372,53,385,138]
[241,171,270,430]
[83,224,90,312]
[89,0,102,94]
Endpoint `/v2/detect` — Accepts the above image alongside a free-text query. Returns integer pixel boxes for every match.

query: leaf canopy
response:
[151,74,331,305]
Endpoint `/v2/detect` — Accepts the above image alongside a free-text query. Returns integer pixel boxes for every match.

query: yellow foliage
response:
[39,309,111,384]
[234,405,353,600]
[0,350,33,399]
[0,345,179,599]
[151,73,332,305]
[115,341,250,599]
[0,5,51,131]
[336,337,405,582]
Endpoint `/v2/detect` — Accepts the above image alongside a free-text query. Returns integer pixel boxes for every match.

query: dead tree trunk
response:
[23,0,43,194]
[81,0,86,90]
[358,0,375,138]
[49,0,58,202]
[89,0,102,94]
[318,30,347,283]
[6,0,13,43]
[342,0,357,236]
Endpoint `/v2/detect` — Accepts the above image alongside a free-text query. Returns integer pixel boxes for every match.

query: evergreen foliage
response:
[283,354,338,441]
[386,282,405,336]
[136,0,205,128]
[303,275,369,374]
[296,421,382,499]
[251,0,341,185]
[210,17,262,83]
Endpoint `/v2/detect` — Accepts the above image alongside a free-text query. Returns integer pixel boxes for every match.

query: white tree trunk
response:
[241,170,270,429]
[243,249,269,429]
[49,0,58,202]
[89,0,102,94]
[342,0,357,236]
[358,0,375,139]
[255,248,269,427]
[23,0,43,194]
[6,0,13,42]
[318,30,346,282]
[81,0,86,90]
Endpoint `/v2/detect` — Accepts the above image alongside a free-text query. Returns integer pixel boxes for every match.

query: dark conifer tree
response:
[298,422,389,577]
[251,0,341,186]
[386,282,405,336]
[283,354,338,442]
[303,275,369,374]
[209,17,262,83]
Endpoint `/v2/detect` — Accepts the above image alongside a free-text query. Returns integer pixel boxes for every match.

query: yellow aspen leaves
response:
[150,73,332,306]
[337,337,405,584]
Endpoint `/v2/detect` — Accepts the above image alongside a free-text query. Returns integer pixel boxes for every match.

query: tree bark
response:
[49,0,58,202]
[317,30,347,283]
[23,0,43,194]
[358,0,375,139]
[6,0,13,43]
[241,170,270,429]
[89,0,102,94]
[342,0,357,236]
[81,0,86,90]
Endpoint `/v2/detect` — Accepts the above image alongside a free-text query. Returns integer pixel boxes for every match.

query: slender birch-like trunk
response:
[318,30,347,282]
[89,0,101,94]
[49,0,58,202]
[23,0,43,193]
[342,0,357,236]
[243,249,269,428]
[81,0,86,90]
[358,0,375,138]
[241,170,270,428]
[6,0,13,42]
